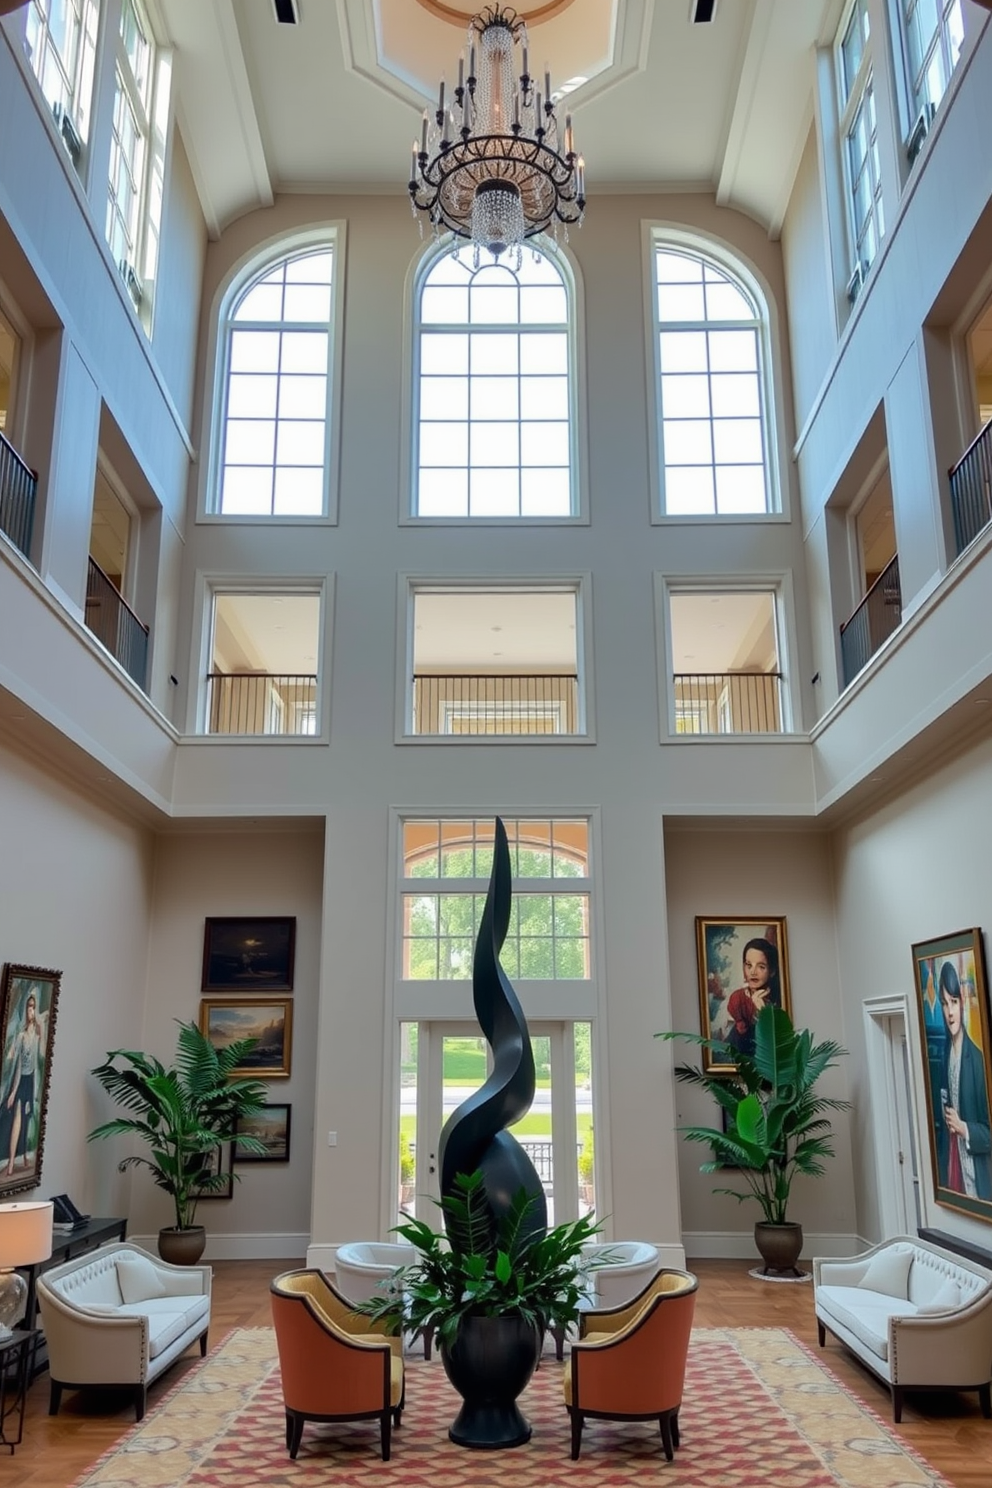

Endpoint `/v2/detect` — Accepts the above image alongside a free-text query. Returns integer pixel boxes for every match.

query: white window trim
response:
[399,235,590,528]
[197,224,347,525]
[381,805,610,1236]
[654,572,802,740]
[395,573,596,745]
[643,223,789,526]
[185,571,331,740]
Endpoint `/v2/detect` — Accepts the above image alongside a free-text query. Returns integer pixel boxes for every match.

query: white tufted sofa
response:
[813,1235,992,1420]
[36,1241,211,1419]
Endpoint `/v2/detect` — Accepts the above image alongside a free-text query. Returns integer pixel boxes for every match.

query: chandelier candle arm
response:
[408,4,586,264]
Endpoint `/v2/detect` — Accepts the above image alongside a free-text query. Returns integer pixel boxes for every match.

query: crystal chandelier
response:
[409,5,586,264]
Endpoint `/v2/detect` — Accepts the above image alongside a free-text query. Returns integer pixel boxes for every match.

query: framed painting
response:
[0,964,61,1199]
[192,1141,234,1201]
[202,917,296,993]
[694,917,791,1074]
[199,998,293,1078]
[235,1103,292,1163]
[912,929,992,1225]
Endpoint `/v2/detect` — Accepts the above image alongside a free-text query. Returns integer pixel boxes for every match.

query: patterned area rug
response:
[70,1327,951,1488]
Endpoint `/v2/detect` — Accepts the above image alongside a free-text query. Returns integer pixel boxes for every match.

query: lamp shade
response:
[0,1200,54,1267]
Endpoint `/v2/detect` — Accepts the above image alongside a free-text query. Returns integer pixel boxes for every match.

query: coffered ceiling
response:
[155,0,845,239]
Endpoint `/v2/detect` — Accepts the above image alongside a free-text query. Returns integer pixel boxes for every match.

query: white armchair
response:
[334,1240,432,1358]
[551,1240,661,1359]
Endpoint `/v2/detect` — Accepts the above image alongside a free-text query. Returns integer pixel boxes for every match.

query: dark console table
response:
[918,1227,992,1269]
[19,1217,127,1377]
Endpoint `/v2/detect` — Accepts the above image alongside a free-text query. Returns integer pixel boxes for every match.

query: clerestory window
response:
[413,243,577,520]
[899,0,964,129]
[837,0,884,292]
[653,241,775,516]
[24,0,100,167]
[212,244,336,518]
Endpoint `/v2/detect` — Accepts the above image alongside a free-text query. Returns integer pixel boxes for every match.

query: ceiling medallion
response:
[414,0,576,28]
[408,4,586,265]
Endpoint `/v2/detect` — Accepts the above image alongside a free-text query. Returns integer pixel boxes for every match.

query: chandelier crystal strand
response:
[409,4,585,261]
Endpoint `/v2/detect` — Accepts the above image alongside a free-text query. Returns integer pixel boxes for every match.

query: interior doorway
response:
[864,999,922,1235]
[397,1020,593,1228]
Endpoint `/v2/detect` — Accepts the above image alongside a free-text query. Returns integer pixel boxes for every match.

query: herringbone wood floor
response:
[11,1258,992,1486]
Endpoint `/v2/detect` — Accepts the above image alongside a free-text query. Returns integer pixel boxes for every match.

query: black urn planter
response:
[440,1313,542,1449]
[754,1220,804,1275]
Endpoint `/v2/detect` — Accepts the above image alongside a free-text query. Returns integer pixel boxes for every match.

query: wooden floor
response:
[11,1257,992,1486]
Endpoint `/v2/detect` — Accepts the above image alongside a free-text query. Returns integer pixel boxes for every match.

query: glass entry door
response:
[398,1020,594,1227]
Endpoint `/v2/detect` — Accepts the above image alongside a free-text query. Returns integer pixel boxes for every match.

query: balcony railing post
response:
[0,430,37,560]
[411,674,579,736]
[85,557,149,690]
[205,673,318,735]
[671,672,783,734]
[839,553,902,687]
[949,420,992,557]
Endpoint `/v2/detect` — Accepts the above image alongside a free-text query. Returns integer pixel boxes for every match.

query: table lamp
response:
[0,1200,53,1338]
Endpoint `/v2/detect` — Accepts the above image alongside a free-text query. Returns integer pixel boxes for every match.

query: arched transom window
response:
[415,246,575,519]
[215,245,334,516]
[654,245,774,517]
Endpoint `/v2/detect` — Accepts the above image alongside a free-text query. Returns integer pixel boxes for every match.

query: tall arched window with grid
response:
[413,245,576,519]
[213,245,335,517]
[653,243,776,517]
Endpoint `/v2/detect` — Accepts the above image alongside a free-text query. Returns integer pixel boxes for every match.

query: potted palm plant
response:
[88,1020,269,1264]
[356,1169,604,1446]
[658,1005,849,1274]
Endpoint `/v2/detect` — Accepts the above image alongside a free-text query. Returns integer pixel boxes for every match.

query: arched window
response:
[414,245,576,519]
[213,244,334,516]
[653,242,776,517]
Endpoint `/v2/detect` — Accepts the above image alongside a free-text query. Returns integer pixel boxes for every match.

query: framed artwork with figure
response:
[0,964,61,1198]
[202,917,296,993]
[694,918,791,1074]
[912,928,992,1226]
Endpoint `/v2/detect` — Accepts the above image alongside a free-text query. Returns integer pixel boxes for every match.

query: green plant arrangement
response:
[577,1129,594,1189]
[88,1020,269,1254]
[399,1130,415,1189]
[658,1005,849,1271]
[356,1168,604,1350]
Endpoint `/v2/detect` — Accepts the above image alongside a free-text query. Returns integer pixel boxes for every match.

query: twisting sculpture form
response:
[438,817,547,1243]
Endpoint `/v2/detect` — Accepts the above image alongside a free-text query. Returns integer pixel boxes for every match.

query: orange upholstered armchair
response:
[270,1269,405,1461]
[563,1268,698,1460]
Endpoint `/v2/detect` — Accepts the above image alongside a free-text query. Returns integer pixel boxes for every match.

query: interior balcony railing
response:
[85,558,149,690]
[949,419,992,557]
[0,429,37,560]
[206,672,318,735]
[839,554,902,688]
[672,671,784,734]
[412,673,579,735]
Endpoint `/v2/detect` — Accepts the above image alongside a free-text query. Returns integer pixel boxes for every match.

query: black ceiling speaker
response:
[692,0,718,21]
[273,0,299,23]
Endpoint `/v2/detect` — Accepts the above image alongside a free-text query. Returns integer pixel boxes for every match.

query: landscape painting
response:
[199,998,293,1078]
[202,918,296,992]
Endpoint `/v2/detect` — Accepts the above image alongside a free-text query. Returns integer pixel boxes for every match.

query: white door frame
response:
[863,994,926,1236]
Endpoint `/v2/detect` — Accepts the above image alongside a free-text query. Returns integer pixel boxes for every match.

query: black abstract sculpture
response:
[437,816,547,1245]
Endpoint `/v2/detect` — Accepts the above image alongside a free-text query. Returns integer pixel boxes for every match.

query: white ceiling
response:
[156,0,845,239]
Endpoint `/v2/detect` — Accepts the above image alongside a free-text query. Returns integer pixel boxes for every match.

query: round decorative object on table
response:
[440,1313,542,1449]
[158,1225,206,1266]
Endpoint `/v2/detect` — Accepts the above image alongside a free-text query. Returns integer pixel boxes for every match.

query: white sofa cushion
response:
[857,1247,913,1299]
[817,1284,918,1361]
[116,1252,170,1304]
[116,1295,211,1358]
[916,1278,963,1315]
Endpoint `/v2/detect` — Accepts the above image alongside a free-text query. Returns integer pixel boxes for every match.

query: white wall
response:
[0,736,154,1218]
[831,732,992,1255]
[664,824,857,1257]
[135,826,324,1258]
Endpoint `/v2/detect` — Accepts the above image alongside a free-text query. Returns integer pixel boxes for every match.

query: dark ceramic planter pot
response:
[158,1225,206,1266]
[440,1313,542,1448]
[754,1220,803,1275]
